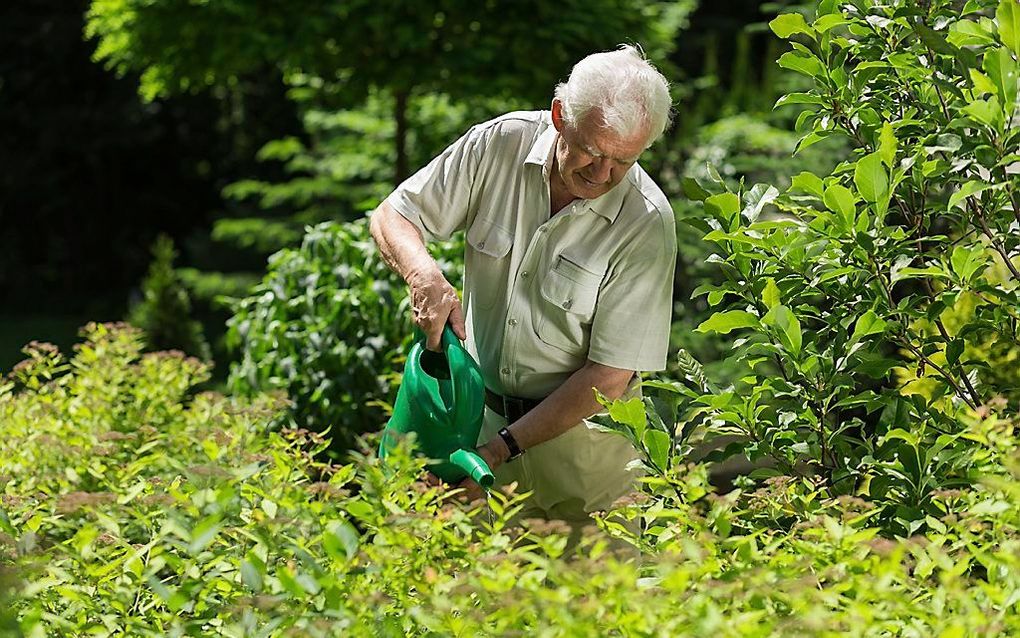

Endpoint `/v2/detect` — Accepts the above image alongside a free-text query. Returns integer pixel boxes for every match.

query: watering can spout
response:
[449,449,494,489]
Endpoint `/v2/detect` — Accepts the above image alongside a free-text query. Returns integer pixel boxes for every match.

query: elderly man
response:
[370,45,676,523]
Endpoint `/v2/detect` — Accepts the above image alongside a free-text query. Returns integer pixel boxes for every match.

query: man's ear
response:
[550,98,565,132]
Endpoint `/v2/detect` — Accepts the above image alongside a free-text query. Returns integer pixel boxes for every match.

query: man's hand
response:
[369,201,466,350]
[408,268,467,351]
[422,437,510,503]
[451,437,509,502]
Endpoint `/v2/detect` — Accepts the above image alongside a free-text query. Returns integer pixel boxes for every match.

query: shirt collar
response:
[523,122,558,173]
[589,175,630,222]
[523,113,632,224]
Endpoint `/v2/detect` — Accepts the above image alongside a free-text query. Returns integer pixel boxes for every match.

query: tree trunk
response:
[394,89,409,186]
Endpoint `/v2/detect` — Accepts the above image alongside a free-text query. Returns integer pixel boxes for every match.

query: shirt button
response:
[501,367,511,375]
[477,241,486,249]
[508,318,518,326]
[538,227,548,233]
[563,299,573,309]
[521,271,530,278]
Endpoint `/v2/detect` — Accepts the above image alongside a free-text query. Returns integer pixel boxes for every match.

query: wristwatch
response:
[497,427,525,461]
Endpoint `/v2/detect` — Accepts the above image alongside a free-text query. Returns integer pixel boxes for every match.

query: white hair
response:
[554,44,673,146]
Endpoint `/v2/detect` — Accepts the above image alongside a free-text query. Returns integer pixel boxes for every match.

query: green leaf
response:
[323,520,360,560]
[983,47,1018,112]
[998,0,1020,55]
[762,278,781,311]
[913,22,958,56]
[951,245,989,282]
[854,153,889,204]
[795,131,834,154]
[608,397,648,433]
[774,92,824,108]
[147,578,187,612]
[770,13,812,38]
[261,498,278,519]
[878,122,897,169]
[948,180,997,210]
[852,310,887,341]
[823,184,856,228]
[741,184,779,222]
[949,18,997,47]
[643,429,671,472]
[854,354,899,379]
[778,51,826,79]
[963,97,1003,129]
[791,171,825,198]
[892,266,950,282]
[946,338,965,366]
[696,311,761,335]
[813,14,849,32]
[764,305,802,357]
[704,192,742,223]
[188,515,222,555]
[681,177,711,202]
[969,69,999,96]
[241,557,264,593]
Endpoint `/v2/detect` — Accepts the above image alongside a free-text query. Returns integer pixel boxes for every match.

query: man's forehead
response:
[574,110,649,159]
[575,108,644,149]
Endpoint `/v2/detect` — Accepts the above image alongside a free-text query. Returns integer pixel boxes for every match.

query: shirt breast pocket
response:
[466,215,513,311]
[534,255,603,355]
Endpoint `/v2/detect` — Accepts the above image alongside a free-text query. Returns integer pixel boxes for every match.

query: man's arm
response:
[369,200,466,350]
[478,359,636,470]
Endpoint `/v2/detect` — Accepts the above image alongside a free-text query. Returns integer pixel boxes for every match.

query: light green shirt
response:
[388,110,676,399]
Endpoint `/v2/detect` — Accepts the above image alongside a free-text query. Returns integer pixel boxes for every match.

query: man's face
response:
[552,102,650,201]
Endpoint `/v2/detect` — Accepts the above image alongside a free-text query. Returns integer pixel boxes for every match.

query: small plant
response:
[128,234,211,360]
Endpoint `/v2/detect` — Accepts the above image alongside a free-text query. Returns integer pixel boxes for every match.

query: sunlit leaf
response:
[696,311,761,334]
[998,0,1020,55]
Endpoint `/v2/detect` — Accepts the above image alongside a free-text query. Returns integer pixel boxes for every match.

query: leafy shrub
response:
[2,324,1019,636]
[682,0,1020,534]
[127,234,210,360]
[225,219,464,454]
[668,113,850,387]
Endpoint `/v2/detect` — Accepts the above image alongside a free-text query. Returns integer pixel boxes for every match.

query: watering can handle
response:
[441,323,461,351]
[441,324,467,421]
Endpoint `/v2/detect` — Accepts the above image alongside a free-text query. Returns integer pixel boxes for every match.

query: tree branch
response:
[968,198,1020,283]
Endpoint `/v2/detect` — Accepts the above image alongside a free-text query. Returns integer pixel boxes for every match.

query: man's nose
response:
[590,157,613,183]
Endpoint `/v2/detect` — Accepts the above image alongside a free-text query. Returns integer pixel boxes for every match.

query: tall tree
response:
[85,0,694,183]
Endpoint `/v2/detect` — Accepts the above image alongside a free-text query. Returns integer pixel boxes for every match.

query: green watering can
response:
[379,325,494,489]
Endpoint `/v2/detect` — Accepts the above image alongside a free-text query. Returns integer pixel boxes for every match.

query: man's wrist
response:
[406,261,443,289]
[496,427,525,461]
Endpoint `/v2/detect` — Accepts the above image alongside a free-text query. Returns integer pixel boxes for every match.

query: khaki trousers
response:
[477,405,642,522]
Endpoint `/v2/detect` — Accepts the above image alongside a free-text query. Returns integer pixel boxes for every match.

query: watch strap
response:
[498,427,525,461]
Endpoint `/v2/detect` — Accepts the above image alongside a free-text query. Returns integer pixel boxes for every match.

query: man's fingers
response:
[448,302,467,341]
[454,478,486,503]
[424,326,443,352]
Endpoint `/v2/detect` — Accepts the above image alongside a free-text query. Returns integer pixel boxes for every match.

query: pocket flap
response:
[466,216,513,259]
[540,258,601,317]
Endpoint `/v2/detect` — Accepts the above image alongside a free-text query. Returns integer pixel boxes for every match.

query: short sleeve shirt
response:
[387,110,677,399]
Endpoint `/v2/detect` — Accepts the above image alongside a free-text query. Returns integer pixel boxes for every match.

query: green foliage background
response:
[3,0,1020,633]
